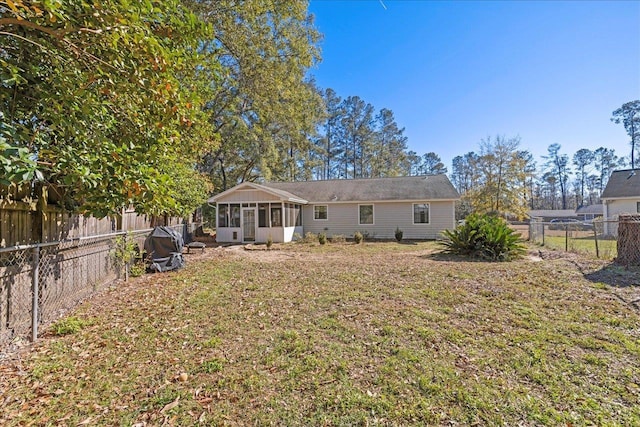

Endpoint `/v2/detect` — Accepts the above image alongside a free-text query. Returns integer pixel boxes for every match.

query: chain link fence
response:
[528,216,640,261]
[0,224,190,349]
[616,214,640,266]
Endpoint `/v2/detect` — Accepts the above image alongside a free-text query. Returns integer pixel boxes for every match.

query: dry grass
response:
[1,242,639,425]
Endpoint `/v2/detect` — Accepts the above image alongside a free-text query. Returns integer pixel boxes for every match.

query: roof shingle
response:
[264,175,459,203]
[601,170,640,199]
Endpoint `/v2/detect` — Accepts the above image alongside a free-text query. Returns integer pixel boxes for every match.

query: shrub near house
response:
[440,213,525,261]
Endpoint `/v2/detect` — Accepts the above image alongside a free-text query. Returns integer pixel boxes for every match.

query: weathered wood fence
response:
[1,200,183,248]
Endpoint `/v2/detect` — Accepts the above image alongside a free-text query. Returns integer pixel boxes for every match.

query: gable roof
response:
[528,209,577,219]
[265,175,459,203]
[601,169,640,199]
[209,181,308,203]
[575,204,603,215]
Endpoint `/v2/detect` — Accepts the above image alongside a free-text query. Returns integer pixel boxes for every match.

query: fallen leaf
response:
[77,417,93,425]
[160,396,180,414]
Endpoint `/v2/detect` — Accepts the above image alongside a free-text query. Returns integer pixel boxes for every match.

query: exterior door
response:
[242,209,256,242]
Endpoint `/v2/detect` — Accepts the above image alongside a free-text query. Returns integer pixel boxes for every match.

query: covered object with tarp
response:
[144,226,185,272]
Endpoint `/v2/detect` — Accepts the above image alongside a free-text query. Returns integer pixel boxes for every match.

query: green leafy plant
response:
[439,213,525,261]
[200,358,224,373]
[129,262,146,278]
[318,233,327,245]
[395,227,403,242]
[353,231,363,244]
[112,232,142,280]
[51,316,86,336]
[266,235,273,249]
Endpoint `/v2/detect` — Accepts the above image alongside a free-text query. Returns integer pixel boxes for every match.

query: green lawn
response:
[1,242,639,425]
[539,234,618,260]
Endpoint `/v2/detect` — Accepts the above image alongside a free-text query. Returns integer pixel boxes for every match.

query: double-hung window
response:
[413,203,429,224]
[359,204,374,225]
[314,205,328,220]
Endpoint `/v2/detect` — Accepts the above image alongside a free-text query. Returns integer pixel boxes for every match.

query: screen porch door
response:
[242,208,256,242]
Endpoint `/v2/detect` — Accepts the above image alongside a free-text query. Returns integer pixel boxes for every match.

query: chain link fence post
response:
[31,245,40,342]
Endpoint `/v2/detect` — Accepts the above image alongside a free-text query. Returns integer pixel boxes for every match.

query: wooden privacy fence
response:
[1,199,183,248]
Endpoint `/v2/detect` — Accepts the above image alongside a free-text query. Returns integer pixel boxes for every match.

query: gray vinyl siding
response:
[603,198,640,236]
[604,198,640,217]
[302,201,455,240]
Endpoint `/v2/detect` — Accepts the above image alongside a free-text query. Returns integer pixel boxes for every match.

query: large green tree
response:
[314,88,343,180]
[572,148,594,207]
[593,146,625,193]
[337,95,375,179]
[1,0,214,217]
[543,143,571,210]
[419,152,447,175]
[371,108,407,177]
[611,100,640,169]
[193,0,323,189]
[465,136,529,218]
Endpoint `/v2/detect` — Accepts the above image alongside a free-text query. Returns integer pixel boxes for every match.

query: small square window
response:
[314,205,328,220]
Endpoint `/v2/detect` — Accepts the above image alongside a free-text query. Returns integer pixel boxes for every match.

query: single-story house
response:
[208,175,460,243]
[575,204,603,221]
[528,209,577,222]
[601,169,640,235]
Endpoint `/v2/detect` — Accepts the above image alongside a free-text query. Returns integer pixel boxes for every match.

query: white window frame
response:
[413,203,430,224]
[314,205,329,221]
[358,204,374,225]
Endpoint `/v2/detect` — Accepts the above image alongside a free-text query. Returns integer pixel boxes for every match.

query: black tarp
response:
[144,226,185,272]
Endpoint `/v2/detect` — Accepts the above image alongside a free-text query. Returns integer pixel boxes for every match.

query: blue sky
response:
[307,0,640,171]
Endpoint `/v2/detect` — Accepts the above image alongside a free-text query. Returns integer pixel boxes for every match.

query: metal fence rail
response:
[0,224,190,348]
[528,218,625,260]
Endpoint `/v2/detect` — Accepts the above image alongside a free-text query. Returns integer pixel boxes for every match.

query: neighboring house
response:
[601,169,640,235]
[208,175,460,243]
[575,204,603,221]
[528,209,577,222]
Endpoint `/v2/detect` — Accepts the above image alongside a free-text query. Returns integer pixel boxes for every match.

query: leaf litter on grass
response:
[1,242,639,425]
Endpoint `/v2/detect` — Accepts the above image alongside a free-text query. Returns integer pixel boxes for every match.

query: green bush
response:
[353,231,363,244]
[395,227,403,242]
[111,232,142,280]
[266,235,273,249]
[318,233,327,245]
[439,213,524,261]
